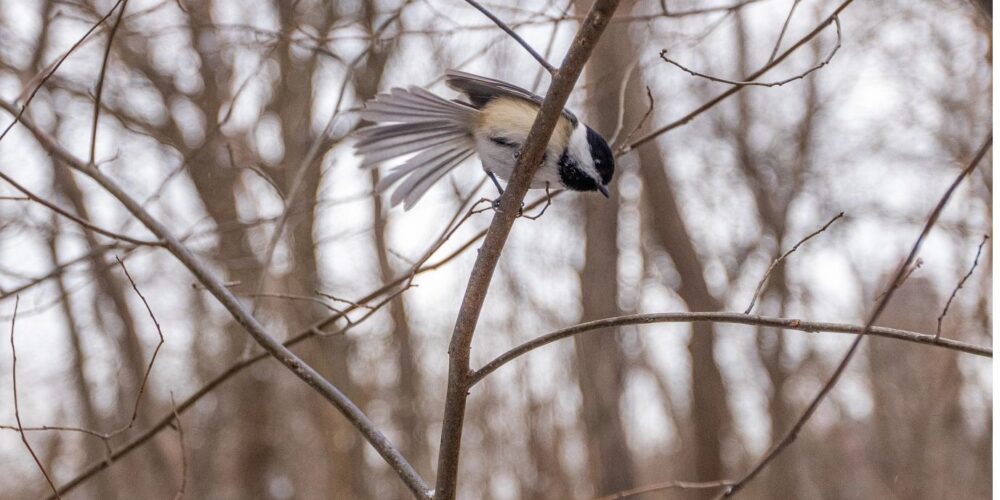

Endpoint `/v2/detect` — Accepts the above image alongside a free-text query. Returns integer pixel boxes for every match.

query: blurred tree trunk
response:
[49,126,176,500]
[177,2,274,496]
[25,2,175,496]
[728,10,818,497]
[631,56,731,500]
[867,279,976,499]
[355,1,433,492]
[264,1,375,498]
[638,143,730,492]
[46,221,117,500]
[573,1,636,495]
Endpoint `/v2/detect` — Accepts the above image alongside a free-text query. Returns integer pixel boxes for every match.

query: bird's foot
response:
[491,197,524,216]
[521,184,552,220]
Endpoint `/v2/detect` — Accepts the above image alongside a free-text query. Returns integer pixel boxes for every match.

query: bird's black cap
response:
[586,126,615,186]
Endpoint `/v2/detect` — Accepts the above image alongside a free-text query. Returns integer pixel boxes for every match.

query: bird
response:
[353,70,615,210]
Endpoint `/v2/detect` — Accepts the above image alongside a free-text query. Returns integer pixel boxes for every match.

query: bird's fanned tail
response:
[355,87,478,208]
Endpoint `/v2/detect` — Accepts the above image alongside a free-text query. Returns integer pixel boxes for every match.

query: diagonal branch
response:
[659,14,841,88]
[433,1,622,498]
[624,0,855,153]
[718,132,993,499]
[744,211,844,314]
[0,99,432,499]
[0,0,124,146]
[35,191,555,500]
[463,0,557,73]
[0,170,162,247]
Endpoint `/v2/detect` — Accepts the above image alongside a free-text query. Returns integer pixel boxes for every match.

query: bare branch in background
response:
[115,256,164,427]
[626,0,855,153]
[0,0,124,144]
[250,6,411,314]
[88,0,129,166]
[606,57,642,145]
[462,0,557,73]
[718,132,993,499]
[0,171,162,247]
[768,0,803,63]
[744,212,844,314]
[936,234,990,338]
[614,86,654,155]
[660,15,841,88]
[1,257,164,450]
[9,296,63,499]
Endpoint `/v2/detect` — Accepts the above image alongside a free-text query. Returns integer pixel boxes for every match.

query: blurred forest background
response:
[0,0,992,499]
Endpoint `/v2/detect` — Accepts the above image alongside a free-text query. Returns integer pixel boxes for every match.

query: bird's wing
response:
[444,70,578,126]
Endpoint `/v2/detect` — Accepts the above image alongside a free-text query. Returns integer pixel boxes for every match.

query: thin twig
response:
[660,15,841,88]
[936,234,989,339]
[243,292,351,316]
[872,257,922,303]
[626,0,855,153]
[767,0,802,63]
[463,0,557,73]
[89,0,129,166]
[9,296,63,499]
[0,170,162,247]
[608,57,643,145]
[115,256,164,428]
[596,479,735,500]
[744,212,844,314]
[718,132,992,499]
[170,394,187,500]
[314,290,377,311]
[615,86,654,155]
[0,0,124,145]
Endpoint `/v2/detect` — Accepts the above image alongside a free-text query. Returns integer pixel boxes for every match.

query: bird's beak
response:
[597,184,610,198]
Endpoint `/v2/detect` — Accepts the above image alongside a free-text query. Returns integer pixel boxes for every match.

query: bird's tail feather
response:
[355,87,478,208]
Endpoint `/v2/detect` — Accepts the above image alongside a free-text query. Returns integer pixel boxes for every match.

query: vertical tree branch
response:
[89,0,129,165]
[433,1,621,498]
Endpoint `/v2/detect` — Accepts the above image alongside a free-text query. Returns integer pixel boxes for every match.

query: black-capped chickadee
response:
[354,70,615,209]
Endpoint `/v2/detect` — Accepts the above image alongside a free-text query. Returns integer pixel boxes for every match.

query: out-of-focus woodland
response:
[0,0,992,499]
